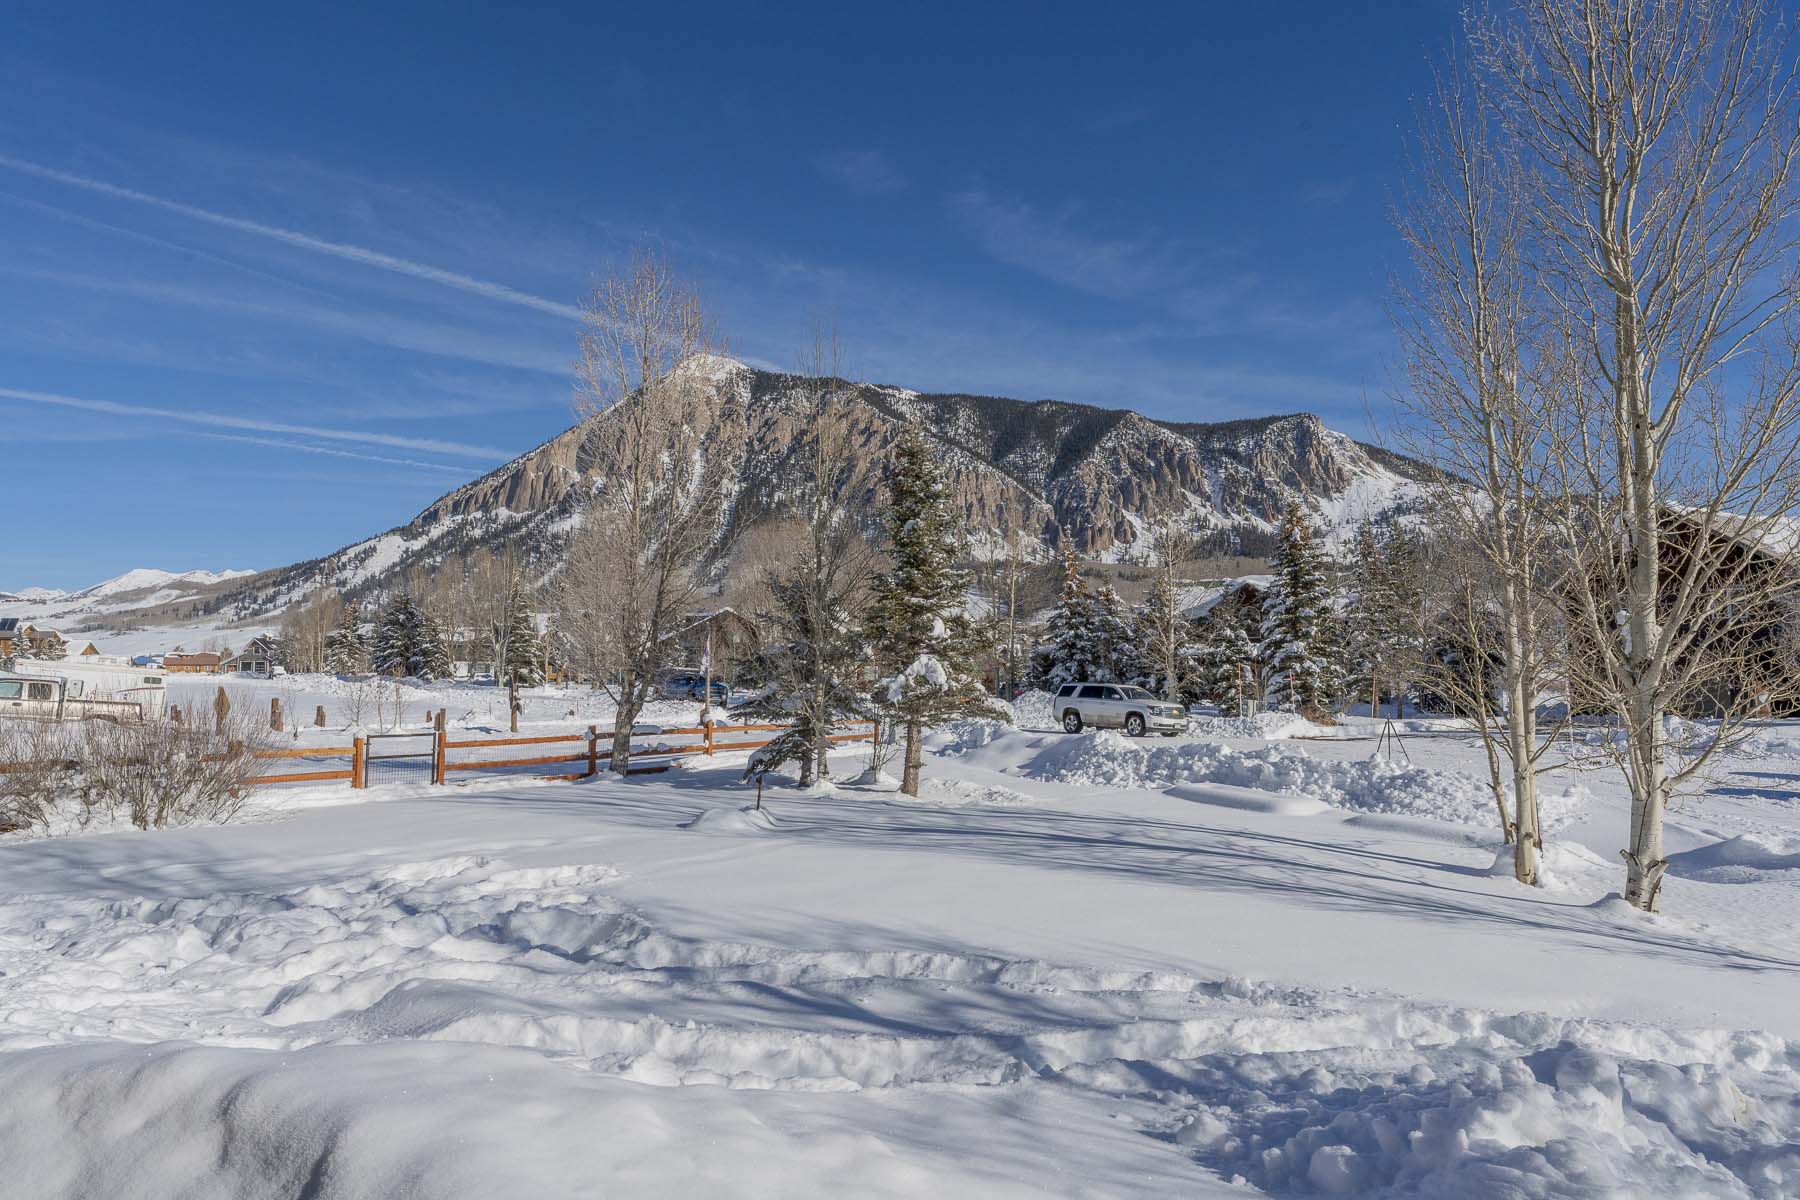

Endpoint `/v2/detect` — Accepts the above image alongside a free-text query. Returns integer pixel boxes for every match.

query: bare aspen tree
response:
[554,245,730,773]
[1394,63,1571,884]
[1477,0,1800,910]
[1139,517,1201,703]
[279,590,343,674]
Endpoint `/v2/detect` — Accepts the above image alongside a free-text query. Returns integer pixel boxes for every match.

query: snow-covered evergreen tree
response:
[36,632,66,661]
[1259,504,1341,713]
[324,602,368,674]
[8,627,34,665]
[1032,550,1093,689]
[864,423,1006,796]
[1194,589,1263,714]
[1091,582,1134,682]
[372,593,449,680]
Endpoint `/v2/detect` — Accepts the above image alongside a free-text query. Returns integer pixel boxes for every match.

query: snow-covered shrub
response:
[0,719,82,834]
[78,714,276,830]
[0,714,275,836]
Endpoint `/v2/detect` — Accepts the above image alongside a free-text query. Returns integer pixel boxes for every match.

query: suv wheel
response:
[1124,713,1146,737]
[1061,710,1083,734]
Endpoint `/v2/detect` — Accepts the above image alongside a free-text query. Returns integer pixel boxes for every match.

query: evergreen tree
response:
[37,632,66,661]
[1194,589,1264,715]
[9,626,34,665]
[1342,522,1431,717]
[491,579,544,686]
[1031,549,1107,688]
[1259,504,1341,713]
[324,602,368,674]
[863,423,1007,796]
[740,573,870,787]
[372,593,450,680]
[1341,522,1387,714]
[1090,582,1135,682]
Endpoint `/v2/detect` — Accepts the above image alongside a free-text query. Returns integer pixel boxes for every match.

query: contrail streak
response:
[0,386,507,460]
[0,154,584,321]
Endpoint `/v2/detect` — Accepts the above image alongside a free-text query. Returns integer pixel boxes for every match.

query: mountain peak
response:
[214,367,1430,616]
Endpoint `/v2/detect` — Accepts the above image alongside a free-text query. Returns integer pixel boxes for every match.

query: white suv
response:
[1054,683,1188,737]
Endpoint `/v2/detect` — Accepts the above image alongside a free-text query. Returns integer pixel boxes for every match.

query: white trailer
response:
[2,660,168,722]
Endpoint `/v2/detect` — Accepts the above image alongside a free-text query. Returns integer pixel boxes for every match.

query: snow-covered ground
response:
[3,704,1798,1197]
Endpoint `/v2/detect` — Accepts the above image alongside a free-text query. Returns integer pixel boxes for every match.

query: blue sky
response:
[2,1,1456,590]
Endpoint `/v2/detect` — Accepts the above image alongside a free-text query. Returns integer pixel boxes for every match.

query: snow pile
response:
[1011,689,1058,730]
[1029,731,1585,830]
[927,717,1011,756]
[682,805,780,833]
[1155,1037,1799,1197]
[1668,832,1800,883]
[1185,711,1332,741]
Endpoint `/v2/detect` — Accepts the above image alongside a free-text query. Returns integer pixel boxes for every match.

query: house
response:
[164,652,222,674]
[0,620,69,660]
[220,637,279,679]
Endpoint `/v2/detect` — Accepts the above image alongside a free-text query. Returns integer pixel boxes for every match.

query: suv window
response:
[27,682,54,701]
[1101,686,1123,701]
[1120,687,1155,700]
[1077,685,1104,699]
[1057,684,1077,697]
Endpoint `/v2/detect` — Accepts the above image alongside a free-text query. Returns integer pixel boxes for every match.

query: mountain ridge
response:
[210,360,1432,619]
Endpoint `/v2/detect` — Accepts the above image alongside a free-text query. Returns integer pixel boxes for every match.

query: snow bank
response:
[1028,731,1586,830]
[1185,711,1333,741]
[1155,1036,1800,1197]
[1668,832,1800,883]
[1011,689,1058,730]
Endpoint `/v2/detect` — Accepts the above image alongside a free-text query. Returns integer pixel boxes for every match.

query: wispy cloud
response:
[1302,179,1354,206]
[10,267,572,375]
[0,153,584,320]
[950,190,1190,301]
[188,431,471,475]
[814,149,906,196]
[0,385,507,459]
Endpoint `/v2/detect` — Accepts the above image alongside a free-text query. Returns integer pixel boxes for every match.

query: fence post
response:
[314,705,326,728]
[705,718,715,756]
[586,725,599,776]
[433,727,447,785]
[270,698,283,732]
[352,735,367,789]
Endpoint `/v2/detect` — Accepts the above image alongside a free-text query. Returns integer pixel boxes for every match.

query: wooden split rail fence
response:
[240,721,877,789]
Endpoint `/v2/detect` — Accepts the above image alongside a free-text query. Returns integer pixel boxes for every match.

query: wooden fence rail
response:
[7,721,876,790]
[236,721,877,789]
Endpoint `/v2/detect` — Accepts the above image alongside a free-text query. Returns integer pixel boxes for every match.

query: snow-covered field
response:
[4,703,1799,1197]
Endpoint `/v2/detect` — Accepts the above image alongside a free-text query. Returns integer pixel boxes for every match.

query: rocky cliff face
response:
[216,360,1431,616]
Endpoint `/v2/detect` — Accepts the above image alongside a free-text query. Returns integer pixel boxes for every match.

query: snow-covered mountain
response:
[0,568,257,628]
[215,359,1435,616]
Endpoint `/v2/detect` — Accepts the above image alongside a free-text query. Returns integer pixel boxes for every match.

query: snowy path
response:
[3,728,1799,1196]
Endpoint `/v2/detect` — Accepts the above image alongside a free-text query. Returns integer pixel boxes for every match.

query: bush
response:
[0,713,276,836]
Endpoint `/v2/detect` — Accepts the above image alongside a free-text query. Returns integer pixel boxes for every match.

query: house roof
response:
[166,652,222,666]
